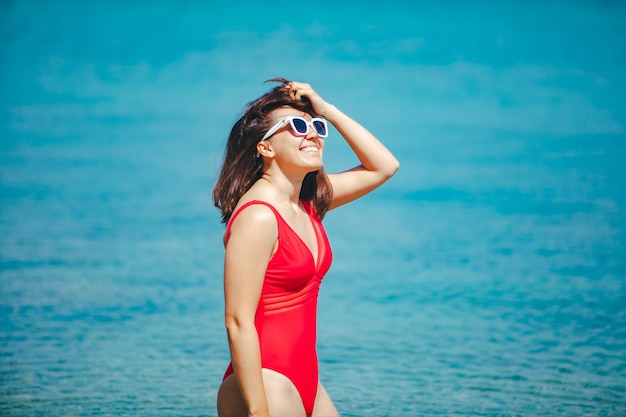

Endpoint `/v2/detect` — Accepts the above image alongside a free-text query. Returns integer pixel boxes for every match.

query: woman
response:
[213,78,399,417]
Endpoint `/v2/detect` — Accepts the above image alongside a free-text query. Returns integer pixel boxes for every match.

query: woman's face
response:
[260,106,325,172]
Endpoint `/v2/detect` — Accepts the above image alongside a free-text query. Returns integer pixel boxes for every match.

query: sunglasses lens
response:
[313,120,327,136]
[291,118,308,134]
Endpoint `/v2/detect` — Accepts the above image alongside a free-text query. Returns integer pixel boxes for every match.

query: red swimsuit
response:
[222,200,333,417]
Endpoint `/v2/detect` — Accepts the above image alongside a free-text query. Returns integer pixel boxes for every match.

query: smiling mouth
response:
[300,146,319,153]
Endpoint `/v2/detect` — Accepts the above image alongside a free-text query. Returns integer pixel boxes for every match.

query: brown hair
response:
[212,78,333,224]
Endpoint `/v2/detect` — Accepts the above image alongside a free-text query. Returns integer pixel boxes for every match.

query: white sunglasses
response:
[261,116,328,141]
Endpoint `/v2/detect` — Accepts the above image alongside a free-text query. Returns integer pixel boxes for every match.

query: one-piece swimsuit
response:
[222,200,333,417]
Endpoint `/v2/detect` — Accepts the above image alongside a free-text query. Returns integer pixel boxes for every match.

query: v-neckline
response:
[226,200,321,269]
[276,203,320,269]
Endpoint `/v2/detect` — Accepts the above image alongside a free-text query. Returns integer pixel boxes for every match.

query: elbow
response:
[224,314,254,337]
[382,158,400,180]
[391,158,400,176]
[224,315,241,333]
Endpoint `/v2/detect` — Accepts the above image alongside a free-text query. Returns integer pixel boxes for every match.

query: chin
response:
[299,161,323,175]
[307,159,323,170]
[299,153,322,166]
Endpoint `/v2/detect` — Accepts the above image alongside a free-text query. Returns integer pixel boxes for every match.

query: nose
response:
[304,122,322,140]
[304,128,321,141]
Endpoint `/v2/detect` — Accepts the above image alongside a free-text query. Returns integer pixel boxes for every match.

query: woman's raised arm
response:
[288,82,400,210]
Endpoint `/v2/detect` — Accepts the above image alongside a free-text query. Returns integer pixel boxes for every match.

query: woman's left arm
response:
[324,105,399,209]
[289,82,400,209]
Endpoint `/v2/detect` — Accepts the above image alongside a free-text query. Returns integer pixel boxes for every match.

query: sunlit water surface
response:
[2,132,625,416]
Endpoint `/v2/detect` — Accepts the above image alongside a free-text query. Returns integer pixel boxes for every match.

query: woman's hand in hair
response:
[287,81,337,118]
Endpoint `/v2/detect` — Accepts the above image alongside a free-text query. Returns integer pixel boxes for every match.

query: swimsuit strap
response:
[224,199,317,244]
[225,200,281,243]
[300,199,315,218]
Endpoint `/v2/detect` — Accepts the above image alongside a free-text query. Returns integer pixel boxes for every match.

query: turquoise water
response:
[2,1,626,416]
[2,129,625,416]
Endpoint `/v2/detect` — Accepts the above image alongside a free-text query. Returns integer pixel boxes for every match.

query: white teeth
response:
[301,146,319,153]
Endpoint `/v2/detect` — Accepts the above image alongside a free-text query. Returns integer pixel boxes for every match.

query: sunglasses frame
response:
[261,116,328,141]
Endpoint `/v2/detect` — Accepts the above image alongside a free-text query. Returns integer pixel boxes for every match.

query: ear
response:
[256,140,274,159]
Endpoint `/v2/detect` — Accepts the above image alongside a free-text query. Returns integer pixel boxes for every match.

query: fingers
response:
[287,81,313,101]
[285,81,332,116]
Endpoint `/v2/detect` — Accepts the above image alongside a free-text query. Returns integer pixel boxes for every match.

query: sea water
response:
[1,2,625,413]
[1,130,625,416]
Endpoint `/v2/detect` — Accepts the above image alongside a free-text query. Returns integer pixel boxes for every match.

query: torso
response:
[222,199,333,416]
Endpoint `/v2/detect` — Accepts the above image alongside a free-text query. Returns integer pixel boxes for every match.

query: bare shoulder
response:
[229,200,278,241]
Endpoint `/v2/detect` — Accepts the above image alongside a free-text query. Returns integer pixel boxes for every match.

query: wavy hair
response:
[213,78,333,224]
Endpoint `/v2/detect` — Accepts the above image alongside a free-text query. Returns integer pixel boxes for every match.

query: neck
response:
[260,168,305,208]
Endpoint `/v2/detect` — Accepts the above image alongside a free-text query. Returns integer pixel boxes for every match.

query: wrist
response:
[248,412,270,417]
[248,404,270,417]
[320,104,340,121]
